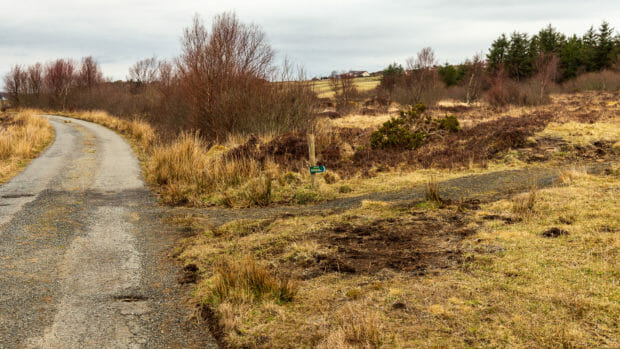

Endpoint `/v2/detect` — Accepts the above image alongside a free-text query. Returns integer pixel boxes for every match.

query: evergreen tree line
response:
[439,21,619,86]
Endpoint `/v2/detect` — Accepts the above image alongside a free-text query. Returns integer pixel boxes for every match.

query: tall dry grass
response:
[0,110,54,183]
[62,110,265,205]
[146,132,262,205]
[205,256,298,305]
[60,110,155,149]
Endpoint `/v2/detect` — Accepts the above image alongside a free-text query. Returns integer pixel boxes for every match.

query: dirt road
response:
[0,116,215,348]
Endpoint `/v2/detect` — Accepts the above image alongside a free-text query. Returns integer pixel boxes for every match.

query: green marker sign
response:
[309,165,326,174]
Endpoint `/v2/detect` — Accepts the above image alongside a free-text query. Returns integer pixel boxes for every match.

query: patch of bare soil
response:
[303,208,476,278]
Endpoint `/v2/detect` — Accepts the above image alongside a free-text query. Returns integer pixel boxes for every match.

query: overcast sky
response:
[1,0,618,88]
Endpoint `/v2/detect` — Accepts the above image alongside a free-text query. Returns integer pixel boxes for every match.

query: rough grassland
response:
[177,166,619,348]
[0,110,54,184]
[312,76,381,98]
[173,91,619,347]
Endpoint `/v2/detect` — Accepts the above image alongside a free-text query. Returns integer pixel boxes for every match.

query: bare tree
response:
[27,63,44,98]
[329,72,358,112]
[408,47,437,71]
[45,59,76,110]
[534,53,560,103]
[463,53,486,104]
[396,47,442,106]
[3,65,28,106]
[177,12,276,138]
[157,60,176,88]
[77,56,103,90]
[128,56,159,85]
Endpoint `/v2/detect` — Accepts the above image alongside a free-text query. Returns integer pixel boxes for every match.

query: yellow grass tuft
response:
[205,256,298,305]
[0,110,54,183]
[146,132,261,205]
[319,304,384,348]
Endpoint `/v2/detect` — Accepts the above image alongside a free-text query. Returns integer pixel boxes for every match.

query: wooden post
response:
[308,134,316,188]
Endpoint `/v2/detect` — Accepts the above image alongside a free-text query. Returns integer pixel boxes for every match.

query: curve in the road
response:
[0,116,215,348]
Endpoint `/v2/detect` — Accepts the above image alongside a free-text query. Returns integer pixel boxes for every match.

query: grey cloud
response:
[1,0,618,87]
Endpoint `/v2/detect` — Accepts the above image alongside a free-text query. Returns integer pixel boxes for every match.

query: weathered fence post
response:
[308,134,316,188]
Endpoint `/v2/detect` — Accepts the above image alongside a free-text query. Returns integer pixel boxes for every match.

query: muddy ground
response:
[302,207,477,278]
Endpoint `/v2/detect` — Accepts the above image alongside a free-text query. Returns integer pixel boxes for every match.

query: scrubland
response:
[0,110,54,183]
[11,88,619,348]
[159,90,616,347]
[3,13,618,347]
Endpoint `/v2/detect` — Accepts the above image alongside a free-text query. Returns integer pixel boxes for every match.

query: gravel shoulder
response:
[0,116,215,348]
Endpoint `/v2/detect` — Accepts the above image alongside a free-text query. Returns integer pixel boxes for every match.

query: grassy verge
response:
[0,110,55,184]
[176,164,619,347]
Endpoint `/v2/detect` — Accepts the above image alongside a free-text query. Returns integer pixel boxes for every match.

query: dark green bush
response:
[437,114,460,132]
[370,103,428,150]
[370,118,427,150]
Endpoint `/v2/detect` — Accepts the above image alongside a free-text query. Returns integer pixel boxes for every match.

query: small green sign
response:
[309,165,326,174]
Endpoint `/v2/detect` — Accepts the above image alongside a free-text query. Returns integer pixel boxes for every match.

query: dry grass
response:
[177,167,619,347]
[425,175,441,203]
[539,121,620,146]
[329,113,393,129]
[511,185,538,219]
[59,110,155,149]
[54,91,618,207]
[145,132,262,205]
[204,256,298,305]
[319,304,384,349]
[312,76,381,98]
[0,110,54,184]
[57,111,267,206]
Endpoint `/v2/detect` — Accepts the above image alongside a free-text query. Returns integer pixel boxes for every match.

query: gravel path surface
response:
[176,163,611,227]
[0,116,215,348]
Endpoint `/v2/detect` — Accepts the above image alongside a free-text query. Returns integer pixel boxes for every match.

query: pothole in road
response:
[113,295,148,303]
[1,193,35,199]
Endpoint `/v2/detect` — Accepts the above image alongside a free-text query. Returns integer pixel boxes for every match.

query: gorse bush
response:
[370,118,427,150]
[437,114,460,132]
[370,103,429,150]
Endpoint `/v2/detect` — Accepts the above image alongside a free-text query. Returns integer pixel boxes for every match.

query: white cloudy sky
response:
[1,0,618,87]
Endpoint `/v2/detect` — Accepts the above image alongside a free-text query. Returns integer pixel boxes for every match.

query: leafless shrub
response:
[2,65,28,106]
[532,53,560,103]
[176,13,316,141]
[463,52,486,104]
[562,69,620,92]
[393,47,445,107]
[329,72,358,113]
[128,56,158,94]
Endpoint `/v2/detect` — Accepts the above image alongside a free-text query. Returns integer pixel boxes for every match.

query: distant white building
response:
[348,70,370,77]
[330,70,371,79]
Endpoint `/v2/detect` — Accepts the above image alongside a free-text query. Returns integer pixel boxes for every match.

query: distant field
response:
[312,76,381,98]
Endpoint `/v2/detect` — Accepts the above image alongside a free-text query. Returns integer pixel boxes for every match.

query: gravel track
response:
[176,163,611,227]
[0,116,215,348]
